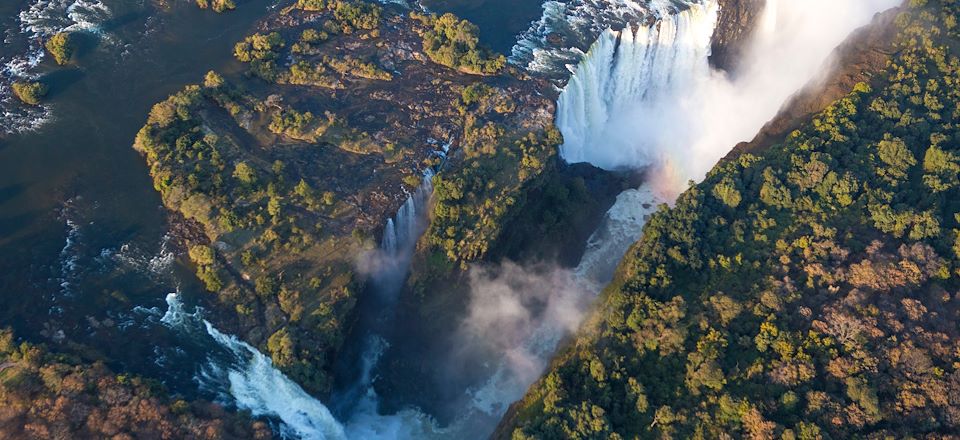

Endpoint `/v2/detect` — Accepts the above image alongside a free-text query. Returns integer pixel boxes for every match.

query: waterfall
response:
[160,293,347,440]
[556,0,719,176]
[555,0,900,193]
[381,168,435,259]
[203,321,347,440]
[146,1,905,438]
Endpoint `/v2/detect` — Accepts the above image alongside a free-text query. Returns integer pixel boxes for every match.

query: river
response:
[0,0,897,438]
[0,0,545,436]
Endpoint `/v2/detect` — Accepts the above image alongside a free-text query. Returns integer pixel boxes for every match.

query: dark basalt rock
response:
[710,0,766,74]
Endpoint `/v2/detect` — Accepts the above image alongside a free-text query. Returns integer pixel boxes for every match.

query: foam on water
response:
[107,233,177,281]
[511,0,704,77]
[56,218,82,298]
[19,0,111,39]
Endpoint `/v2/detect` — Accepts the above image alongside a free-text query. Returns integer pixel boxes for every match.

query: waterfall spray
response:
[556,1,719,175]
[555,0,900,194]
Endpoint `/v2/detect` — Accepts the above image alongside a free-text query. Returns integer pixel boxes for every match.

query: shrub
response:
[45,32,75,65]
[196,0,236,12]
[11,81,48,105]
[411,12,505,75]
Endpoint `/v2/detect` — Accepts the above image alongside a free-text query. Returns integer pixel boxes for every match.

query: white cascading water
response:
[381,168,435,260]
[161,293,349,440]
[556,0,902,192]
[557,1,719,173]
[202,322,347,440]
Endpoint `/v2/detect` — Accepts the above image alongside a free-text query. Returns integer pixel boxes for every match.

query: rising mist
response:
[558,0,902,197]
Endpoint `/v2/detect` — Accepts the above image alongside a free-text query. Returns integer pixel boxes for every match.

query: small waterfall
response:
[203,322,347,440]
[333,161,444,437]
[381,168,435,259]
[556,0,719,174]
[159,293,347,440]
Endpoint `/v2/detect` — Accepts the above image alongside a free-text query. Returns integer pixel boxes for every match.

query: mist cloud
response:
[455,262,594,415]
[558,0,902,197]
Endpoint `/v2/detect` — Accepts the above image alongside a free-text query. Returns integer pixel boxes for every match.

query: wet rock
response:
[710,0,766,74]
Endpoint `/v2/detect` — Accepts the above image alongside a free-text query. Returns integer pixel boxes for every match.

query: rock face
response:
[727,6,901,157]
[710,0,766,74]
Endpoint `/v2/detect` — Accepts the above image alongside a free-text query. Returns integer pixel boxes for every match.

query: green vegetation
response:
[10,81,47,106]
[429,128,560,264]
[0,328,271,438]
[291,0,382,34]
[420,82,557,265]
[323,55,392,80]
[268,106,337,141]
[44,32,75,65]
[291,29,329,55]
[411,12,506,75]
[189,244,223,292]
[134,73,362,393]
[506,2,960,439]
[234,32,285,81]
[195,0,236,13]
[388,82,560,316]
[283,61,341,88]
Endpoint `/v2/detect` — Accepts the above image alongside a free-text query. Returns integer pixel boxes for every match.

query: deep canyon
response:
[2,0,956,439]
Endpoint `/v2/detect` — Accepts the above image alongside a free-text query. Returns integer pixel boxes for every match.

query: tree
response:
[11,81,48,106]
[876,136,916,182]
[233,161,257,185]
[45,32,75,65]
[196,0,235,13]
[204,70,225,89]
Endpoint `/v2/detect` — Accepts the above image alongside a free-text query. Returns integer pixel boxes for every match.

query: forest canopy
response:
[504,1,960,439]
[411,12,506,75]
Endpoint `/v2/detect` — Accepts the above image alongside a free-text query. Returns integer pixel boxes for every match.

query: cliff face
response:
[134,2,559,397]
[727,6,901,157]
[710,0,766,74]
[495,2,960,439]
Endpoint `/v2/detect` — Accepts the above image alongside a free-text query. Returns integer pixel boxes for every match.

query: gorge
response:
[2,0,956,439]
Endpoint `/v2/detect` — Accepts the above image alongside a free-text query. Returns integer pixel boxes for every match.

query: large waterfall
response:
[144,1,905,439]
[557,1,719,173]
[555,0,901,193]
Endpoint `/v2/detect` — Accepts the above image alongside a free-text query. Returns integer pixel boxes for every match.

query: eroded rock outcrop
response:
[710,0,766,74]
